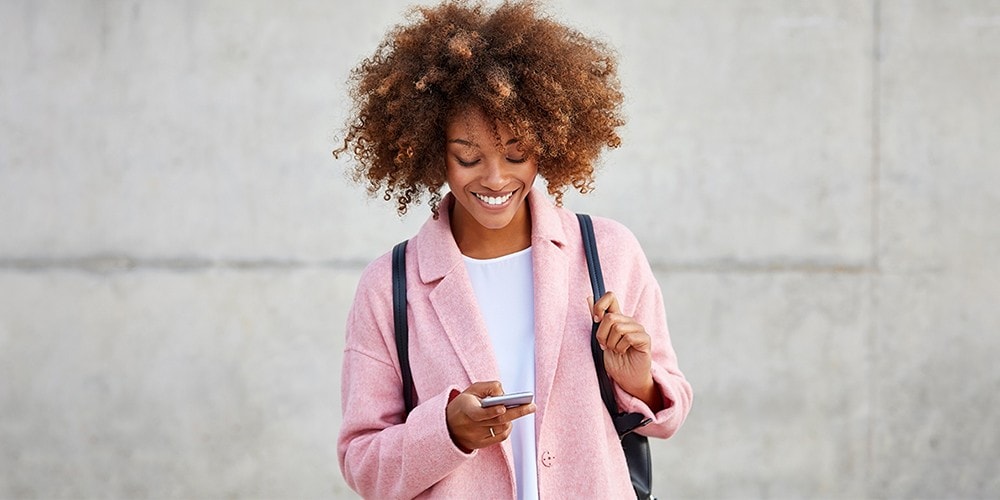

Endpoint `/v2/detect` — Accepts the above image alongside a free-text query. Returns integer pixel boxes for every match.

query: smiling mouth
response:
[473,190,515,206]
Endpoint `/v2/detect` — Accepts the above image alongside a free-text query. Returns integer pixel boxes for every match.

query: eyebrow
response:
[447,138,520,147]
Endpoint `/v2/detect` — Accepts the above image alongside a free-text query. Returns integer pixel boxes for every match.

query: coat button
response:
[541,450,555,468]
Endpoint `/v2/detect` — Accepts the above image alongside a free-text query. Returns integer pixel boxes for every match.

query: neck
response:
[450,201,532,260]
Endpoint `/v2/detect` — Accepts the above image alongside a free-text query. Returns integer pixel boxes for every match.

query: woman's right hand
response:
[445,381,536,453]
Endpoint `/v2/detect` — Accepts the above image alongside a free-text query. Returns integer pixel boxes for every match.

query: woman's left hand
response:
[591,292,659,408]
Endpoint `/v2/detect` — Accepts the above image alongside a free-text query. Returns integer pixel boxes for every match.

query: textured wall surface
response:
[2,0,998,498]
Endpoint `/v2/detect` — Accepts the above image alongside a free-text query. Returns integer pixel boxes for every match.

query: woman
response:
[335,2,692,498]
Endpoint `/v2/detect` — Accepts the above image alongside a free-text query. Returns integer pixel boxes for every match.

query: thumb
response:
[465,380,504,398]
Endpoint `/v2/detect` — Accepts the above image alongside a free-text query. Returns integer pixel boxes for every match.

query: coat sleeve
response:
[337,258,475,498]
[596,219,694,440]
[614,275,694,439]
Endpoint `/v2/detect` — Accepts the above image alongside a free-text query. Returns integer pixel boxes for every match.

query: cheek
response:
[523,162,539,183]
[444,162,468,189]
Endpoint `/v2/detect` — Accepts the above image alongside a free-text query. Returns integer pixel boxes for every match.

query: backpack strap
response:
[391,240,415,418]
[578,214,654,500]
[577,214,620,418]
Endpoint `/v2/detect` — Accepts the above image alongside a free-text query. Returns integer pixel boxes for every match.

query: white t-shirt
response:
[463,247,538,500]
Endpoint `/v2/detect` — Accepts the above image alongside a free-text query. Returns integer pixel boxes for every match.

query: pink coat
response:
[338,189,693,499]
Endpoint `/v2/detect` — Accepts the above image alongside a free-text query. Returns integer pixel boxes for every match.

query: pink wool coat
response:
[338,189,693,499]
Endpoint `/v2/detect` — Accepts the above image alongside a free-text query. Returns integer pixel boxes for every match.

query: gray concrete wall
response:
[1,0,997,498]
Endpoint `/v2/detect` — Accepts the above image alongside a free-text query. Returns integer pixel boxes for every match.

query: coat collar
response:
[414,187,569,285]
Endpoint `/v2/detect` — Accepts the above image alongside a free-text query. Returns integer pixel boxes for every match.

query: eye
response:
[505,142,528,163]
[456,157,480,167]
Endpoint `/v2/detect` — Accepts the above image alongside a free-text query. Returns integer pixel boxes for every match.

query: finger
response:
[608,321,651,354]
[480,402,536,428]
[502,402,536,421]
[587,295,598,323]
[593,291,622,321]
[466,381,508,420]
[620,329,651,354]
[480,420,514,445]
[465,380,504,398]
[472,400,508,421]
[604,291,622,314]
[597,317,634,354]
[494,422,514,440]
[606,319,637,354]
[595,311,631,350]
[594,312,613,350]
[608,323,637,354]
[479,425,500,445]
[494,402,537,423]
[454,393,506,422]
[604,320,625,353]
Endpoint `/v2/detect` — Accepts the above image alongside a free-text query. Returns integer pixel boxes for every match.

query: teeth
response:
[474,191,513,206]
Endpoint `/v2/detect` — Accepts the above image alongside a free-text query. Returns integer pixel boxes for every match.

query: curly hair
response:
[334,0,624,217]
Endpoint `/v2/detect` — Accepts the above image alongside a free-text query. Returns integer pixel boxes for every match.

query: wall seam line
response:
[867,0,883,497]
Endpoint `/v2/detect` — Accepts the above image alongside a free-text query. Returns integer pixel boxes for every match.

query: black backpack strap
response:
[578,214,654,500]
[578,214,620,418]
[392,240,415,417]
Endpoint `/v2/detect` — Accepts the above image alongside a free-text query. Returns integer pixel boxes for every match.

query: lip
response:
[472,188,518,210]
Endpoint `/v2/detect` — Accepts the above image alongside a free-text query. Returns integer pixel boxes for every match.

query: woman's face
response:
[445,107,538,231]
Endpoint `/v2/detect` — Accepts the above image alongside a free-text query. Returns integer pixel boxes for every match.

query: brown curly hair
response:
[334,0,624,217]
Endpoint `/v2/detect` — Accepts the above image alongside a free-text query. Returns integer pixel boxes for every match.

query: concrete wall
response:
[1,0,997,498]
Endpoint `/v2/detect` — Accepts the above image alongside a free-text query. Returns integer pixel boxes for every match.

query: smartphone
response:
[481,391,534,408]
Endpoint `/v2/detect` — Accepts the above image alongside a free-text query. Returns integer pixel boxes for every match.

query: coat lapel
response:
[414,196,500,386]
[427,270,500,384]
[526,191,571,427]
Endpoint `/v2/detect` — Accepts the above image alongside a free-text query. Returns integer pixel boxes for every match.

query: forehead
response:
[445,107,517,145]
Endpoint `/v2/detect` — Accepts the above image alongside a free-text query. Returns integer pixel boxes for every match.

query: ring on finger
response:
[489,427,495,438]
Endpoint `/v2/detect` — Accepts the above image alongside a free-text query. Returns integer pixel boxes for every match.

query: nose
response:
[481,157,507,191]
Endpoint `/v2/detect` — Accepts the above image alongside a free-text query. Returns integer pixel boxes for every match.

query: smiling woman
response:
[334,1,692,499]
[333,0,625,218]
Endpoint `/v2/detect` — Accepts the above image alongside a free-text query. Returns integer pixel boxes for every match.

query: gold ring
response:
[489,427,495,438]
